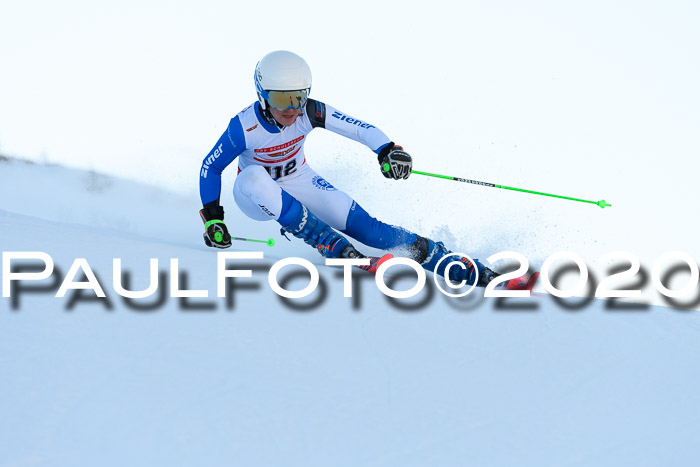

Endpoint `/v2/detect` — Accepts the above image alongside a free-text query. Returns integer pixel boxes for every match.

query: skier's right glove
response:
[199,205,232,249]
[378,143,412,180]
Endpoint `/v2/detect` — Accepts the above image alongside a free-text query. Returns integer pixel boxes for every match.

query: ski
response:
[502,272,540,291]
[356,253,394,274]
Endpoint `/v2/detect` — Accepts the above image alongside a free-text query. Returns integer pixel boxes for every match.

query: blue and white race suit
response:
[199,99,417,251]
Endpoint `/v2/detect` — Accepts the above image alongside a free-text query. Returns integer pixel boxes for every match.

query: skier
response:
[198,50,498,286]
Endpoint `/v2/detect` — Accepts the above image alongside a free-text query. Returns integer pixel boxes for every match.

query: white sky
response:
[2,0,700,275]
[2,0,697,181]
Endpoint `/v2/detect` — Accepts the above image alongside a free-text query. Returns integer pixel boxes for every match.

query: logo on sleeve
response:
[331,111,376,129]
[200,143,224,178]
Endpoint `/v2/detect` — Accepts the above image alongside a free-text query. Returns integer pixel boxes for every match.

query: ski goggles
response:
[263,89,309,110]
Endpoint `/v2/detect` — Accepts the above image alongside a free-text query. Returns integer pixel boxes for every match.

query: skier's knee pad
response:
[233,166,284,221]
[236,165,277,197]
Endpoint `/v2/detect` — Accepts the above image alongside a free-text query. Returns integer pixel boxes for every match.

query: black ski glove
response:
[199,205,232,249]
[378,143,412,180]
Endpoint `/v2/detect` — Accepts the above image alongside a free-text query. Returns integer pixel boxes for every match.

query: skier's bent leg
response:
[233,167,366,259]
[343,201,418,250]
[343,202,497,286]
[233,166,286,221]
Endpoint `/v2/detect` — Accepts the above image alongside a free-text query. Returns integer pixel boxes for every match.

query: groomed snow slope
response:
[1,158,700,467]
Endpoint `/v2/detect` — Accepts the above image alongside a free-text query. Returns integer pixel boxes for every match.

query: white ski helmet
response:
[254,50,312,110]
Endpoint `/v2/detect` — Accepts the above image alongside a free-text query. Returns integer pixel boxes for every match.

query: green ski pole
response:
[204,219,277,246]
[230,236,276,247]
[383,164,611,209]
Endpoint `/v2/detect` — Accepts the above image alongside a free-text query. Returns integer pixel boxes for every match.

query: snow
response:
[2,157,700,466]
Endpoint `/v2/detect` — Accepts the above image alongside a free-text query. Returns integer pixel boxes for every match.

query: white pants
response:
[233,164,354,230]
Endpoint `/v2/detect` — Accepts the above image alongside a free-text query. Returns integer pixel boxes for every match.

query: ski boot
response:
[409,236,495,287]
[477,267,499,286]
[281,204,392,272]
[281,204,358,258]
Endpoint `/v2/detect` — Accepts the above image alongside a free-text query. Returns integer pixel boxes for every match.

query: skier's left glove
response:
[378,143,412,180]
[199,205,232,249]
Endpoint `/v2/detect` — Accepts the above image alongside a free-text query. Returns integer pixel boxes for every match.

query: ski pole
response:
[384,164,611,208]
[231,236,276,247]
